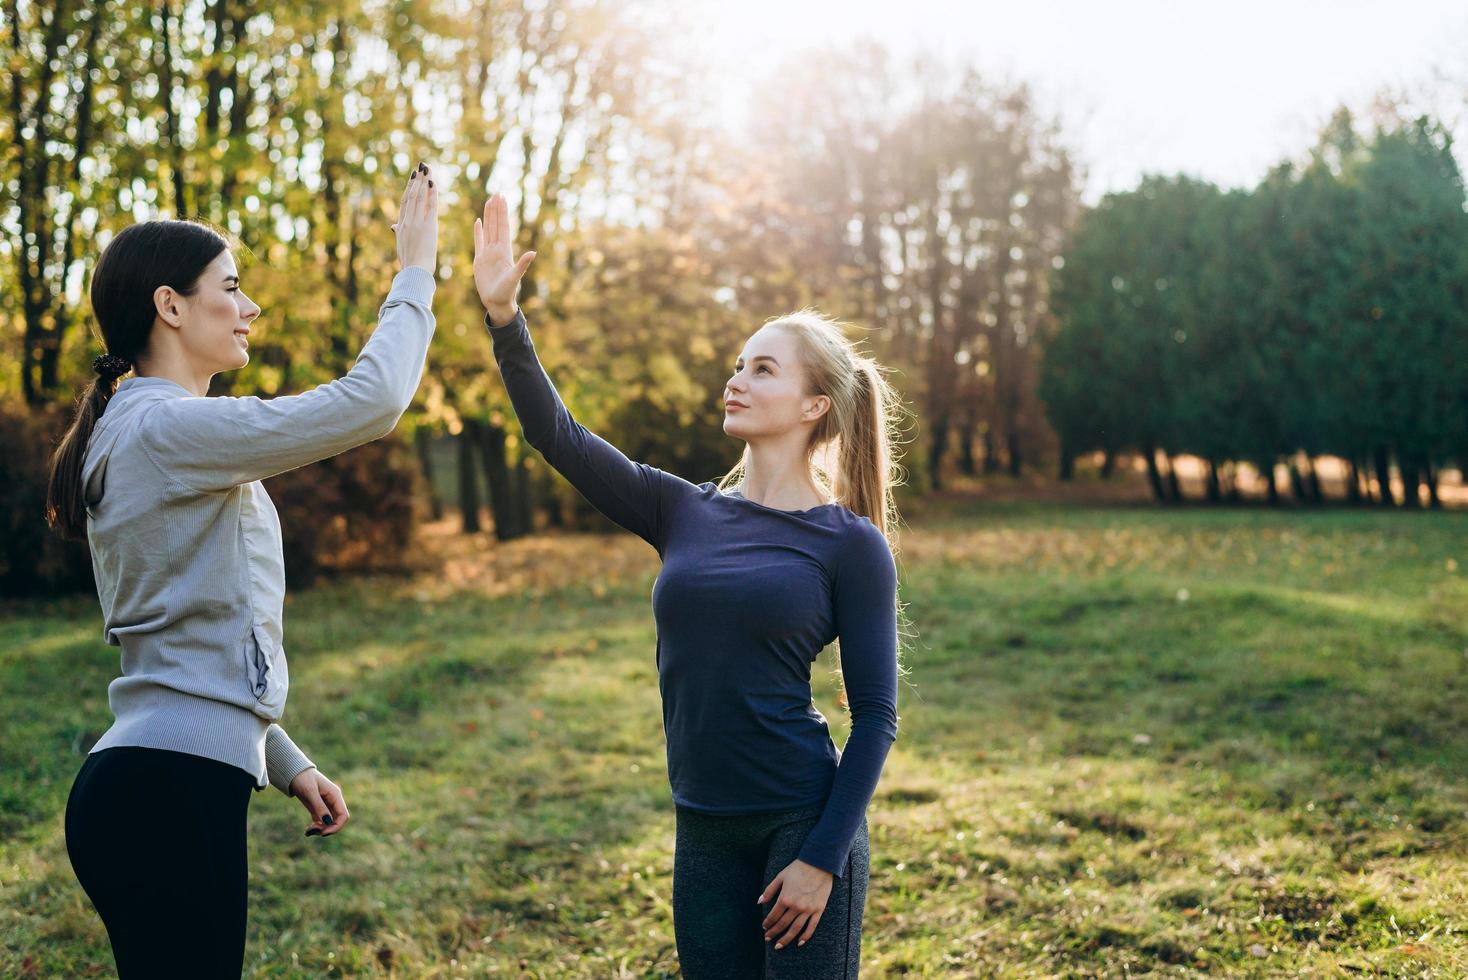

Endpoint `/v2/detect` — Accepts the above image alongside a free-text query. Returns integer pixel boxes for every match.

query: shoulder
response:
[671,481,725,505]
[98,384,186,451]
[668,480,726,515]
[831,509,895,570]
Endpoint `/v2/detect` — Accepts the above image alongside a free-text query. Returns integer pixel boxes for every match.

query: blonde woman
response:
[48,164,439,977]
[473,194,901,978]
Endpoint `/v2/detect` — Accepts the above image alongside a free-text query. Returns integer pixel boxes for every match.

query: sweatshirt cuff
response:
[264,723,315,796]
[385,265,437,310]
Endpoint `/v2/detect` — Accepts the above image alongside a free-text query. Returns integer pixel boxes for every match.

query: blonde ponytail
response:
[837,358,899,543]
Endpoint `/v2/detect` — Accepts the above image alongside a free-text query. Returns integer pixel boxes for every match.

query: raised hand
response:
[394,161,439,275]
[473,192,536,326]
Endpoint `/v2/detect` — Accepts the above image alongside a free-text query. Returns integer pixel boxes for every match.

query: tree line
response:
[1040,111,1468,506]
[9,3,1464,570]
[3,3,1083,549]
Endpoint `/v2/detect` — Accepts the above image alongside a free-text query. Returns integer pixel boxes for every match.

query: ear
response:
[802,394,831,423]
[153,285,185,329]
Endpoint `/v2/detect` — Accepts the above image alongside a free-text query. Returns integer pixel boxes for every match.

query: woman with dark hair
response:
[47,164,439,978]
[472,194,902,979]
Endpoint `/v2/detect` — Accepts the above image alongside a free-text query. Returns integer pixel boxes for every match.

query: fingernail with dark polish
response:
[306,828,321,837]
[428,180,434,188]
[322,814,334,826]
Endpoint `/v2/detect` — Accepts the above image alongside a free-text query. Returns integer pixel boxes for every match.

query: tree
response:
[3,0,111,403]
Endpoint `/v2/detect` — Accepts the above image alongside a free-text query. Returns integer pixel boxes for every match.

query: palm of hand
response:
[474,193,534,314]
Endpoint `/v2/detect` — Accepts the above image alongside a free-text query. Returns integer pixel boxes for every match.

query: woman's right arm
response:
[141,166,440,492]
[476,194,694,548]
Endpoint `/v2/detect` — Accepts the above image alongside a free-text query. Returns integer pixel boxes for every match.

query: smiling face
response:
[158,251,262,375]
[722,325,829,442]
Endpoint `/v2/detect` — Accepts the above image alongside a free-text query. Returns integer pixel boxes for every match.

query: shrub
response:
[0,402,94,597]
[0,400,423,596]
[266,434,424,588]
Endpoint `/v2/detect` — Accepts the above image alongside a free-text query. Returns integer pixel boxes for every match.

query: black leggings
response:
[673,805,870,979]
[65,746,256,979]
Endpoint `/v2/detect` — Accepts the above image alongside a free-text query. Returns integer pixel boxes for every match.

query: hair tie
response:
[92,353,132,379]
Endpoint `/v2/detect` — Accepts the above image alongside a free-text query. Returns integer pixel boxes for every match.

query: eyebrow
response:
[223,275,240,284]
[735,355,780,367]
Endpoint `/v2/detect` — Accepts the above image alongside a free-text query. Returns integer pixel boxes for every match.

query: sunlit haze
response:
[691,0,1468,201]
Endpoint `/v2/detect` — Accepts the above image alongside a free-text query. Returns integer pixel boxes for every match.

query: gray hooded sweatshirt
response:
[81,266,435,792]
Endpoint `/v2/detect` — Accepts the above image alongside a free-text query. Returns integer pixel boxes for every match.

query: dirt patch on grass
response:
[1051,808,1149,841]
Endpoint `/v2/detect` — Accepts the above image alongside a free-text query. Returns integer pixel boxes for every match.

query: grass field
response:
[2,500,1466,977]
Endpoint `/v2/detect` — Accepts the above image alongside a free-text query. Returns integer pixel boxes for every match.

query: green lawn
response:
[2,501,1466,977]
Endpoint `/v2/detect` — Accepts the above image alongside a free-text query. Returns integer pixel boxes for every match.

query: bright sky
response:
[694,0,1468,202]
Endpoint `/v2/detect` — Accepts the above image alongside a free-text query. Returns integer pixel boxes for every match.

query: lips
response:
[234,329,250,347]
[724,400,749,411]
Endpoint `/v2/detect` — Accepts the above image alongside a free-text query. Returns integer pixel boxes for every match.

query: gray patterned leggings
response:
[672,805,870,979]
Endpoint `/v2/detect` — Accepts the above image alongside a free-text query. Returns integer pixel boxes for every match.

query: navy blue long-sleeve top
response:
[487,311,899,875]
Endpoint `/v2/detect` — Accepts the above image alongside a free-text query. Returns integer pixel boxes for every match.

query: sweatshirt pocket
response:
[243,626,288,720]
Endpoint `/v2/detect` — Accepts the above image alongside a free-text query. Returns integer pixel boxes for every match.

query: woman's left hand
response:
[758,859,834,949]
[289,768,351,838]
[473,192,536,326]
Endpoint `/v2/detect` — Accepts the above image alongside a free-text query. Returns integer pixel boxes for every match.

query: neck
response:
[135,349,213,398]
[738,435,827,511]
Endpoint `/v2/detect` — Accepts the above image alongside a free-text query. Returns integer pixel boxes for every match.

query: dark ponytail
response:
[45,220,230,539]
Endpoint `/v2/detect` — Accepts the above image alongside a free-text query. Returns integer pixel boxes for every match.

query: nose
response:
[726,370,747,394]
[242,295,262,322]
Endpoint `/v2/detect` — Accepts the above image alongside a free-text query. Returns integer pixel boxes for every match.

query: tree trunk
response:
[1264,461,1279,505]
[1345,458,1362,504]
[927,415,950,491]
[13,0,100,404]
[1373,449,1395,506]
[1144,446,1166,502]
[474,420,520,540]
[982,429,1000,475]
[158,0,188,216]
[1304,456,1323,504]
[457,427,482,534]
[514,457,535,538]
[1399,454,1420,509]
[1006,429,1022,477]
[1164,453,1184,503]
[1425,463,1441,509]
[957,418,977,476]
[38,337,62,395]
[414,427,444,521]
[1057,438,1074,481]
[1288,462,1307,503]
[1205,458,1221,503]
[541,477,565,528]
[1100,449,1116,480]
